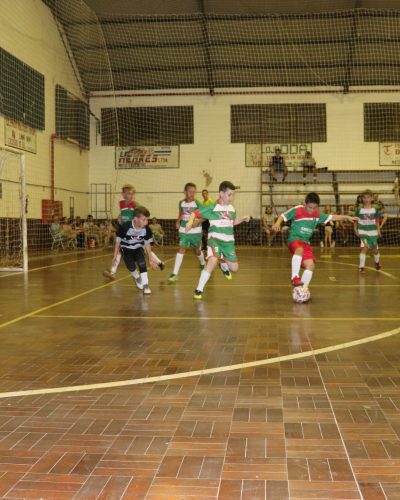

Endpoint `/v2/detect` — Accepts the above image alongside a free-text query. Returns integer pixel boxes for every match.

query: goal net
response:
[42,1,400,248]
[0,148,27,271]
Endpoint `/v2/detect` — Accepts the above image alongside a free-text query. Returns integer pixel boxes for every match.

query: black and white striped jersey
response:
[117,221,153,250]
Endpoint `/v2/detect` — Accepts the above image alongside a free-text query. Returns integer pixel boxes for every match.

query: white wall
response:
[0,0,90,219]
[89,90,400,219]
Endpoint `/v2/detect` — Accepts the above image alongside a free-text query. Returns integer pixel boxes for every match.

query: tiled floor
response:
[0,248,399,499]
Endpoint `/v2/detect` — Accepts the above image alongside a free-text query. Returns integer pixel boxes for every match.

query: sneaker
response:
[193,289,203,300]
[291,275,303,287]
[359,267,365,273]
[158,261,165,271]
[168,273,178,282]
[375,262,382,271]
[143,285,152,295]
[134,275,143,290]
[219,264,232,280]
[103,269,116,280]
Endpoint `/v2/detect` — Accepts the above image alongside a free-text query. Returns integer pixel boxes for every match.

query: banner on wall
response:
[4,119,37,153]
[379,143,400,166]
[115,146,180,169]
[246,143,311,168]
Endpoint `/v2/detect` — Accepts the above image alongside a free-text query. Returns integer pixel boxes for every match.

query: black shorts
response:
[120,247,147,273]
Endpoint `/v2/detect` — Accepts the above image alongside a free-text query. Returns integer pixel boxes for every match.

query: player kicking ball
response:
[169,182,206,282]
[273,192,356,292]
[114,206,159,295]
[185,181,250,300]
[355,189,383,273]
[103,184,164,280]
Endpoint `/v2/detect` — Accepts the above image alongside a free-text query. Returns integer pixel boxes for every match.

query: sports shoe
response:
[103,269,116,280]
[219,264,232,280]
[158,261,165,271]
[143,285,152,295]
[375,262,382,271]
[359,267,365,273]
[168,273,178,282]
[134,275,143,290]
[291,275,303,287]
[193,289,203,300]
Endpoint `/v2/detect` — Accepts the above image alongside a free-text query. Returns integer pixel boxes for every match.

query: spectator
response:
[201,189,214,250]
[262,206,276,246]
[99,220,116,247]
[50,215,62,236]
[72,216,85,248]
[324,205,335,248]
[60,217,78,247]
[302,151,317,184]
[149,217,165,245]
[269,148,288,182]
[83,215,100,247]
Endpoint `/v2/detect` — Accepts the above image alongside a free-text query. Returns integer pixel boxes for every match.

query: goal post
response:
[0,146,28,272]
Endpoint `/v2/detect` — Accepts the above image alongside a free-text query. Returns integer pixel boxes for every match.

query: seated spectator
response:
[262,206,276,246]
[72,216,85,248]
[60,217,78,246]
[50,215,62,236]
[269,148,288,183]
[149,217,165,245]
[100,220,116,247]
[302,151,317,184]
[83,215,100,247]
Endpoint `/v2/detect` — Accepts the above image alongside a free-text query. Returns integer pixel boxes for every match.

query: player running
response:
[103,183,164,280]
[185,181,250,300]
[169,183,206,282]
[114,206,158,295]
[355,189,384,272]
[273,192,357,288]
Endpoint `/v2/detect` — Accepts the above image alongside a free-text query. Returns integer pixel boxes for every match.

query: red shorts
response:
[288,240,316,266]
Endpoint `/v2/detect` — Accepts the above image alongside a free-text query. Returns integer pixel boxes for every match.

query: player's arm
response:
[234,216,251,226]
[144,243,158,270]
[331,214,358,223]
[272,214,284,232]
[176,211,183,230]
[379,212,388,229]
[185,208,206,232]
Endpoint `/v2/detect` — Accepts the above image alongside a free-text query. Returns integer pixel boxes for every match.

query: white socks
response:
[197,270,211,292]
[173,253,184,275]
[302,270,313,287]
[220,262,229,273]
[111,252,122,274]
[374,253,380,264]
[151,251,161,264]
[291,255,302,278]
[140,272,149,286]
[198,253,206,266]
[359,253,366,268]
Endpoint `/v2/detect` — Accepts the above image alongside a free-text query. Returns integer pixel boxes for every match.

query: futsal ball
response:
[292,286,311,304]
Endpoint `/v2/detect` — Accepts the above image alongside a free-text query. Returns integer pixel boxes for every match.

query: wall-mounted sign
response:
[5,119,37,153]
[246,143,311,168]
[379,143,400,166]
[115,145,180,169]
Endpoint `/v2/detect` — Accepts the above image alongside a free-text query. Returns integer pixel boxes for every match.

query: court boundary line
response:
[0,325,398,399]
[35,314,400,321]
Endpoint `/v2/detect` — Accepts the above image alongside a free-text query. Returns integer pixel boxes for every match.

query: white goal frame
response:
[0,146,28,272]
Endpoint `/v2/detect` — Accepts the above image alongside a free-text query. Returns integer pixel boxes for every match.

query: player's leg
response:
[288,241,305,286]
[282,165,288,182]
[194,246,206,269]
[372,244,381,270]
[218,242,237,279]
[150,249,165,271]
[169,246,186,282]
[103,241,122,280]
[359,239,367,272]
[119,248,142,291]
[194,255,218,299]
[134,249,151,294]
[301,259,315,287]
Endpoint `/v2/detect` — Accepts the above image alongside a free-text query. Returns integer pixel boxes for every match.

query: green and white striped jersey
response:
[194,202,237,242]
[179,199,202,234]
[355,206,382,237]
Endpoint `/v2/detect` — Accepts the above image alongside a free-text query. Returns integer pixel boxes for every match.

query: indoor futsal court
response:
[1,1,400,499]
